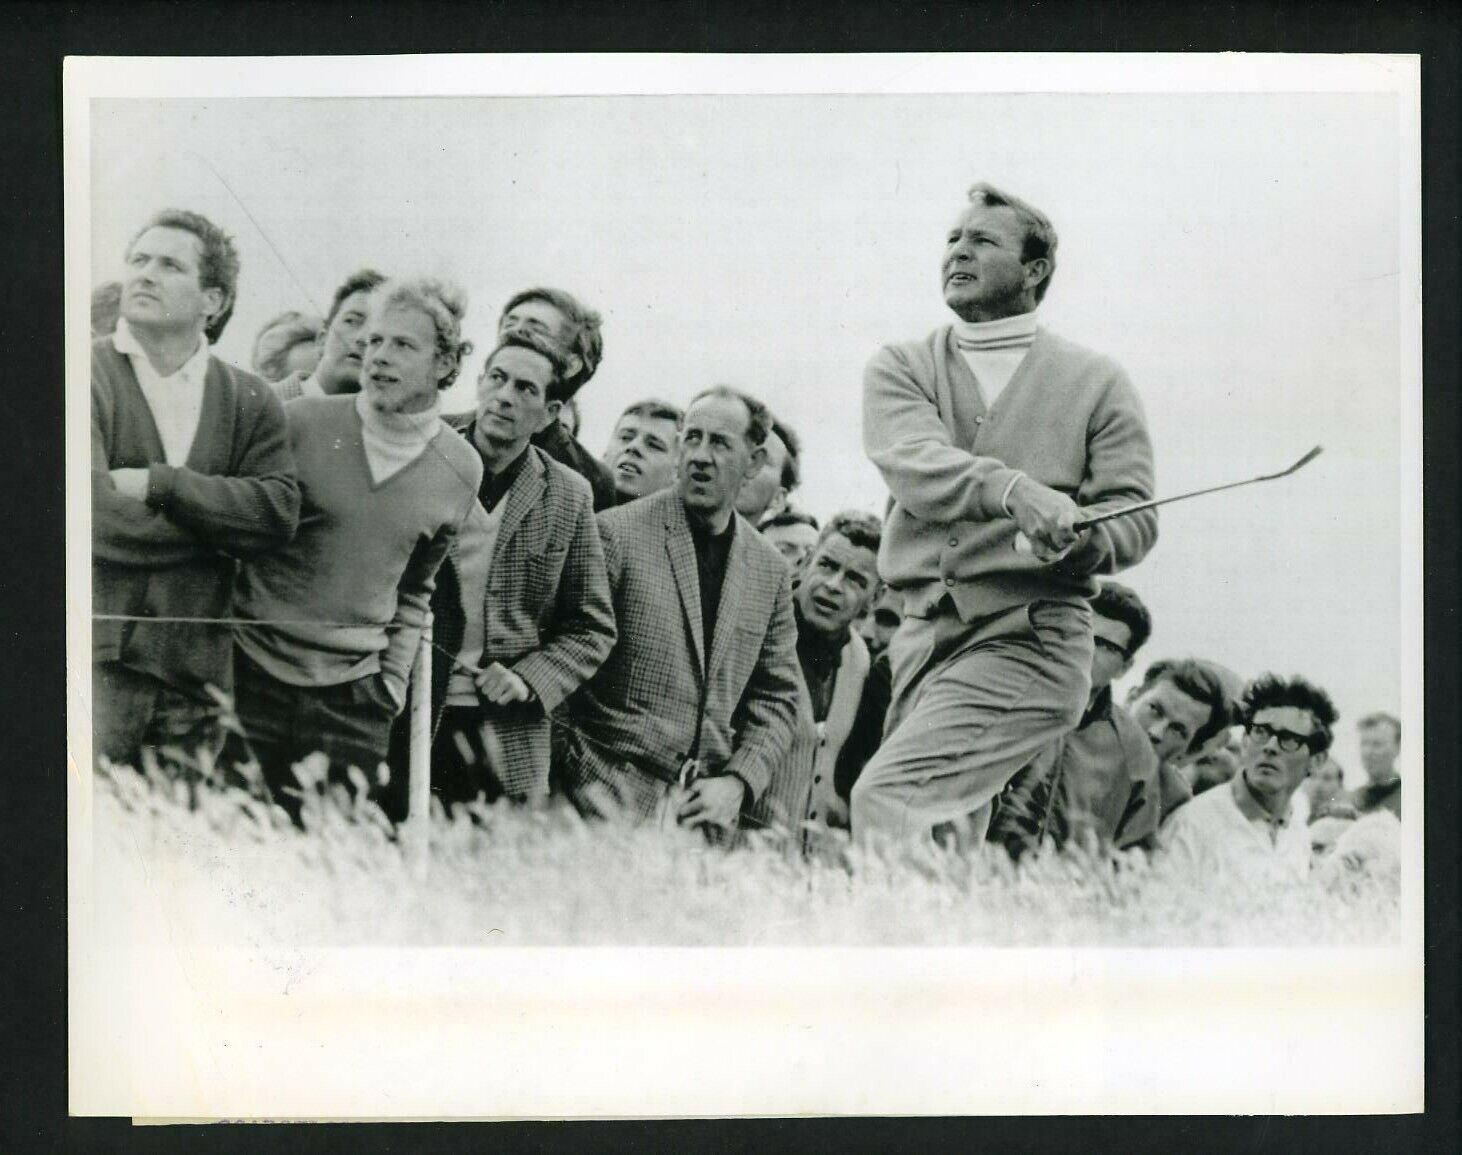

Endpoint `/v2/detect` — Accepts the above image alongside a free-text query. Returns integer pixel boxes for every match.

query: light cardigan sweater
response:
[863,324,1157,620]
[234,394,482,700]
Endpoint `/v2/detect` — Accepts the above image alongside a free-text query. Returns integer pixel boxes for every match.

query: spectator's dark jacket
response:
[533,418,619,513]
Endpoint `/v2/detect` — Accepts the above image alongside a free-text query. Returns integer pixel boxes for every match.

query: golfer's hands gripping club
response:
[1007,475,1085,562]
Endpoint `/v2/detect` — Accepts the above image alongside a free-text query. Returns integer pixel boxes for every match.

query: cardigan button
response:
[948,536,959,547]
[813,774,822,784]
[943,576,955,586]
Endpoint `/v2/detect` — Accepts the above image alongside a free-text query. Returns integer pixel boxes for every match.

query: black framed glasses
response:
[1245,721,1315,753]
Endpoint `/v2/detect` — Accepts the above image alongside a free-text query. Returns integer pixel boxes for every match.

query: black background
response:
[2,3,1457,1150]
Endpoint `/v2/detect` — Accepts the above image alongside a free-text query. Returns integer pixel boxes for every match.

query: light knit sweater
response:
[863,324,1157,620]
[234,394,482,698]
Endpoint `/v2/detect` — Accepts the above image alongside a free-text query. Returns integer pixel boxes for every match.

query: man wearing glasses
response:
[1160,674,1338,882]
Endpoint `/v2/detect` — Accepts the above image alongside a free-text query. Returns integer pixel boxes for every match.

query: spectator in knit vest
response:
[601,397,683,505]
[251,309,323,384]
[232,278,482,822]
[272,269,386,404]
[1348,712,1402,819]
[735,414,802,527]
[91,209,300,771]
[752,511,893,841]
[386,331,615,816]
[988,581,1176,859]
[497,287,619,512]
[558,386,805,839]
[760,508,821,571]
[853,182,1158,848]
[1160,674,1338,884]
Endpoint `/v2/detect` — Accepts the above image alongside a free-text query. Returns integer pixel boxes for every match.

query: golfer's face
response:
[942,203,1031,321]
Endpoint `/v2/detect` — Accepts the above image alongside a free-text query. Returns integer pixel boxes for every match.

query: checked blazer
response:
[558,488,807,825]
[394,430,616,799]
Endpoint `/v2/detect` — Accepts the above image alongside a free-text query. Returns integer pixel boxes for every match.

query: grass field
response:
[90,758,1401,948]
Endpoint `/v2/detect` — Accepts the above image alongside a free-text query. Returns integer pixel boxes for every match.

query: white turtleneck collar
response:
[952,309,1040,348]
[355,391,443,484]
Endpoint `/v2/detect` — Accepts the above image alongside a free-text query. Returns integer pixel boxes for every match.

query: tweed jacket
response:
[404,425,616,798]
[559,488,806,822]
[91,337,300,697]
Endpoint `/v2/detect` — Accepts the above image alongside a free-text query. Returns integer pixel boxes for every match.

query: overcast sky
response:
[88,92,1408,778]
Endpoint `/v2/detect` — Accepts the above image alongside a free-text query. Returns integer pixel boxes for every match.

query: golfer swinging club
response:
[853,182,1158,847]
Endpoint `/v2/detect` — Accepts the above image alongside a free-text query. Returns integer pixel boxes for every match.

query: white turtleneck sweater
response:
[356,391,443,484]
[952,309,1040,409]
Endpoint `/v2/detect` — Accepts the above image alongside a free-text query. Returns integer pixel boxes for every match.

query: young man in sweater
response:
[92,209,300,771]
[497,287,619,512]
[854,182,1158,847]
[232,278,481,820]
[407,331,616,812]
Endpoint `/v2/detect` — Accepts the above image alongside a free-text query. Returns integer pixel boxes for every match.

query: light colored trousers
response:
[850,598,1093,846]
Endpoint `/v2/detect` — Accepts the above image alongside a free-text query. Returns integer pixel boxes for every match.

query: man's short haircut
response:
[484,329,573,403]
[252,309,323,382]
[618,397,684,429]
[325,268,387,328]
[1089,580,1152,658]
[816,509,881,556]
[686,385,772,448]
[1357,711,1401,744]
[762,507,819,533]
[500,287,603,398]
[770,416,802,492]
[966,182,1059,304]
[1136,658,1235,753]
[1241,674,1339,754]
[91,281,122,337]
[375,277,473,389]
[128,208,241,342]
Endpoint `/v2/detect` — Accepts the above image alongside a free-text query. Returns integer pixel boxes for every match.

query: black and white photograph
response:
[66,53,1423,1119]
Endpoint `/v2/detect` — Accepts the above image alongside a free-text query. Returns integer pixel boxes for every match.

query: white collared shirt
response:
[113,318,211,468]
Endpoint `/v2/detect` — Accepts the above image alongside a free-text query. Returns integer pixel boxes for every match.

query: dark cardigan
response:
[91,338,300,697]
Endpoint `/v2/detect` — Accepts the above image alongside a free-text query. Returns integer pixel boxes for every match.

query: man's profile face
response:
[1306,757,1345,805]
[677,395,763,519]
[735,430,789,522]
[1242,705,1321,802]
[1089,613,1134,694]
[475,345,560,449]
[796,533,879,635]
[603,412,680,500]
[121,226,222,336]
[1130,678,1213,765]
[942,202,1034,322]
[763,520,820,569]
[1358,723,1400,781]
[316,289,375,392]
[499,298,583,381]
[858,586,903,658]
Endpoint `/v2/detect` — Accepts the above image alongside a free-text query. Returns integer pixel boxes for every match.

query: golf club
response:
[1014,445,1323,555]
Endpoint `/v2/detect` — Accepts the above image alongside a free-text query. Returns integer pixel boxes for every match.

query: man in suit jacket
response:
[559,386,806,836]
[392,331,616,814]
[92,208,300,771]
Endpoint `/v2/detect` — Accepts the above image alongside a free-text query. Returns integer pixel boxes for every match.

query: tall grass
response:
[93,758,1400,948]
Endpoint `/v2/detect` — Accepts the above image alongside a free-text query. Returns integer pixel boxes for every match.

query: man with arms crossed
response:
[854,182,1158,845]
[92,209,299,770]
[1161,674,1338,883]
[559,387,804,837]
